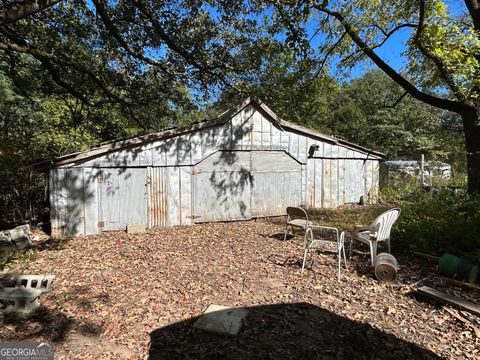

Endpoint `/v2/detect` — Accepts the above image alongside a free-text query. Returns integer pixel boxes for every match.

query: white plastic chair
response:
[284,206,311,241]
[349,208,401,265]
[301,225,347,281]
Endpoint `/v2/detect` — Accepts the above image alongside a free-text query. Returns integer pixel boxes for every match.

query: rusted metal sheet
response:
[148,166,192,227]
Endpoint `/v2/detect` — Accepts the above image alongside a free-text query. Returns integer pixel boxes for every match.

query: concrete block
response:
[127,224,146,234]
[193,304,248,336]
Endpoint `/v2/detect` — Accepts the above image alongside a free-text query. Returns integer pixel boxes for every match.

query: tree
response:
[0,0,266,131]
[268,0,480,192]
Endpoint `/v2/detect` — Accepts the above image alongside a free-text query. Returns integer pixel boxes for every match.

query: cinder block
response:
[127,224,146,234]
[193,305,249,336]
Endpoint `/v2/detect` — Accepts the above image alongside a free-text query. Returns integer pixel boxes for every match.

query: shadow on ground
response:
[149,302,441,359]
[0,306,103,343]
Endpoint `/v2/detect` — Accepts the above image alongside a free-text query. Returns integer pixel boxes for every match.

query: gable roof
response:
[33,96,385,171]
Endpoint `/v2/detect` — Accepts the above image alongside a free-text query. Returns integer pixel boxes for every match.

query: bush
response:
[392,188,480,262]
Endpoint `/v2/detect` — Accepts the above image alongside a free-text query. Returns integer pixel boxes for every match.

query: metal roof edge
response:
[33,97,255,172]
[33,96,384,171]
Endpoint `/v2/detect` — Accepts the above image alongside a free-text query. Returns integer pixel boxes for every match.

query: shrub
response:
[392,188,480,262]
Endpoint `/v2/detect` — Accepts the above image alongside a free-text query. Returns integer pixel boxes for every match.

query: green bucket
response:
[438,253,461,277]
[438,252,479,284]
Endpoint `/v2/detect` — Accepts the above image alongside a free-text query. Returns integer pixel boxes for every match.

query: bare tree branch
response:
[91,0,175,79]
[131,0,218,75]
[383,91,408,109]
[0,27,150,130]
[464,0,480,33]
[312,3,470,114]
[315,31,346,76]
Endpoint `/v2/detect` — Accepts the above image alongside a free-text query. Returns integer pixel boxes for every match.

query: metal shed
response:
[35,97,385,237]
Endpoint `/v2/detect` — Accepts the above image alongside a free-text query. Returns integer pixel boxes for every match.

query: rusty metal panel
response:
[149,166,188,227]
[149,167,166,227]
[314,158,323,208]
[323,159,334,208]
[306,157,315,209]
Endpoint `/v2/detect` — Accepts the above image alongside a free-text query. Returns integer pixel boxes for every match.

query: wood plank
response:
[416,286,480,317]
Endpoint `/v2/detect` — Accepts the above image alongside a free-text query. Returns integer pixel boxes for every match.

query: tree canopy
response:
[265,0,480,192]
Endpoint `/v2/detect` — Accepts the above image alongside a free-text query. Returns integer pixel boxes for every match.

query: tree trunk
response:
[462,108,480,193]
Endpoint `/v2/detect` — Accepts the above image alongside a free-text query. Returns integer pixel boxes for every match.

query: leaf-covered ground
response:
[0,218,479,359]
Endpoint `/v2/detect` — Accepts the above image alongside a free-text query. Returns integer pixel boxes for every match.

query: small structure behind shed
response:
[34,97,385,237]
[381,160,451,187]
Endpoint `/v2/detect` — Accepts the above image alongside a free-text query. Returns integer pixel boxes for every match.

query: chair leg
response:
[284,223,289,241]
[342,245,348,269]
[369,241,378,266]
[349,237,354,259]
[387,238,391,253]
[337,249,341,281]
[301,248,309,274]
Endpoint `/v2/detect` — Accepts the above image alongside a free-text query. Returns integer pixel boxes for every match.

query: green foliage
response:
[308,204,391,231]
[392,189,480,262]
[0,248,37,271]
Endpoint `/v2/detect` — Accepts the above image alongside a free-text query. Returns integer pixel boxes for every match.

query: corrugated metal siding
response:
[51,103,382,236]
[50,168,85,237]
[148,166,191,228]
[251,151,302,216]
[193,151,252,222]
[97,168,147,231]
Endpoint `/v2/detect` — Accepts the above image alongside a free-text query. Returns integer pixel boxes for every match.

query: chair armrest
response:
[353,225,372,232]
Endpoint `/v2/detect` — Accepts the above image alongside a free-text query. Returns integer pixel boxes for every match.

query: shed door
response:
[251,151,302,216]
[98,168,148,231]
[193,151,251,222]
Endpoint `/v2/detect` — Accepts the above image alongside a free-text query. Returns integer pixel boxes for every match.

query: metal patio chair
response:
[301,225,347,281]
[284,206,311,241]
[349,208,401,265]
